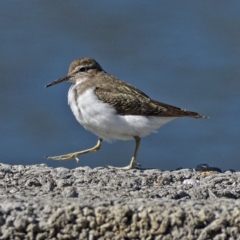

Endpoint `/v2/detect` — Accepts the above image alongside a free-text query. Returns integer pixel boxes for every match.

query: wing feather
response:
[94,73,204,118]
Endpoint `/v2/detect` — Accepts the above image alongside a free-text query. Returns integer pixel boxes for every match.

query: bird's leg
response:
[46,138,102,163]
[109,136,141,170]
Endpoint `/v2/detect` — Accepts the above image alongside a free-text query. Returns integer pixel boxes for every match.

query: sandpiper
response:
[45,58,207,170]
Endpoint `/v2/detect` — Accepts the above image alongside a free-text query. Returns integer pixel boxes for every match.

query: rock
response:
[0,164,240,239]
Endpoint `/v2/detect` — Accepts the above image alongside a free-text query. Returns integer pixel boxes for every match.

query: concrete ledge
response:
[0,163,239,239]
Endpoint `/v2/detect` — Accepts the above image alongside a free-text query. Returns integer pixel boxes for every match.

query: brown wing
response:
[95,87,204,118]
[94,73,205,118]
[95,87,165,115]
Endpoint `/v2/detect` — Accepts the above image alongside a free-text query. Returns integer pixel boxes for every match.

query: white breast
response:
[68,84,177,141]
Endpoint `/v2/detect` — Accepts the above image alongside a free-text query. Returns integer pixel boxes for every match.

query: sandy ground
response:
[0,163,239,239]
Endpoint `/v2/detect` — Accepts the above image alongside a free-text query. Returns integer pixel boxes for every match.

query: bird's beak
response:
[45,75,71,88]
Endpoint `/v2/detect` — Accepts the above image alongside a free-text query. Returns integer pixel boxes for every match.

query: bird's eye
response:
[79,67,87,72]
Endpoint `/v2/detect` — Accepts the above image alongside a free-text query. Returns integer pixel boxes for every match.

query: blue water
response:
[1,1,240,171]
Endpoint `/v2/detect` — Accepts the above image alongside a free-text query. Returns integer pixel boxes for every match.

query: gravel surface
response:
[0,163,240,239]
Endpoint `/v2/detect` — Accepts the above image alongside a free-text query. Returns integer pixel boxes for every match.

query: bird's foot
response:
[108,157,141,170]
[46,153,80,163]
[45,139,102,163]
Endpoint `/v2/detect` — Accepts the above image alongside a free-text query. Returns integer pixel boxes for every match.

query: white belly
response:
[68,85,177,141]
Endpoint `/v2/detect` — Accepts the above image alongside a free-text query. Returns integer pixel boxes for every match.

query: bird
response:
[45,58,207,170]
